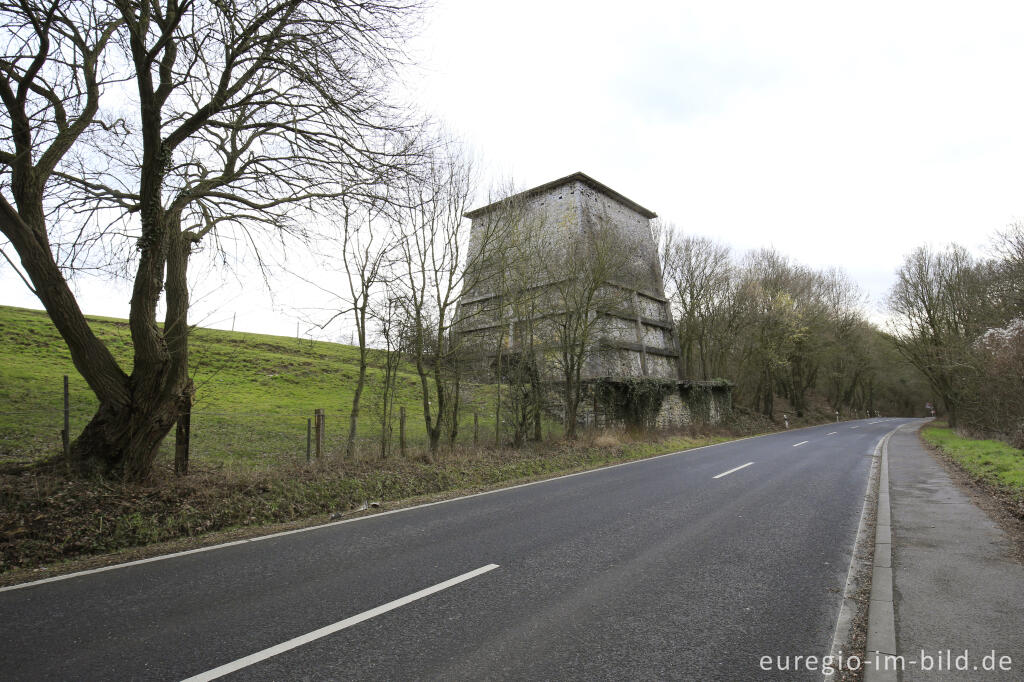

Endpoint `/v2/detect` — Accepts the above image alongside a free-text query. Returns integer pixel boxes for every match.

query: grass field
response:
[0,304,513,467]
[920,422,1024,492]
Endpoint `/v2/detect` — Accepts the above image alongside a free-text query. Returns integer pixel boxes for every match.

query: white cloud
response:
[411,0,1024,316]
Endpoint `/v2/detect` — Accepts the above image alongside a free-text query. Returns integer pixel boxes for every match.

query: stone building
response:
[457,172,730,427]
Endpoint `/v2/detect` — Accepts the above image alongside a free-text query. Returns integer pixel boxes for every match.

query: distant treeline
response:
[658,222,1023,442]
[658,225,927,420]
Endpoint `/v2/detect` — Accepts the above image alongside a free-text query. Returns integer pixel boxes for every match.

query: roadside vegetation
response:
[921,422,1024,508]
[0,429,731,577]
[888,225,1023,446]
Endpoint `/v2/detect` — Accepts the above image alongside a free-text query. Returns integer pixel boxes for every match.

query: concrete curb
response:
[825,431,880,677]
[865,428,899,682]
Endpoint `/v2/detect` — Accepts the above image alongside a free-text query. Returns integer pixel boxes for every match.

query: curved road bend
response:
[0,419,917,680]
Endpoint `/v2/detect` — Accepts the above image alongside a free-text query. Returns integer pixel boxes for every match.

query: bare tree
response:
[335,202,396,458]
[0,1,125,458]
[372,294,407,458]
[887,244,992,427]
[393,144,480,456]
[726,249,804,418]
[539,215,638,439]
[660,227,733,380]
[819,268,869,414]
[503,239,547,446]
[481,186,548,446]
[992,222,1024,318]
[655,226,923,421]
[1,0,421,480]
[303,199,397,458]
[457,181,549,446]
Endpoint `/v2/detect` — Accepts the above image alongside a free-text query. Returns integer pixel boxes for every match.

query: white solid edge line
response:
[712,461,754,479]
[793,441,809,447]
[0,419,897,593]
[181,563,499,682]
[823,423,907,681]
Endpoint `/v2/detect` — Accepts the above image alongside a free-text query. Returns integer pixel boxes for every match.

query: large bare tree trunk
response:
[69,215,192,479]
[0,191,178,479]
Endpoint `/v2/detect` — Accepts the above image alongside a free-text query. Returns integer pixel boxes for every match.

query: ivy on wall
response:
[596,377,678,429]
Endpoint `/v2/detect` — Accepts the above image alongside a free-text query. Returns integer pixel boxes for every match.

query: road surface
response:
[0,418,915,680]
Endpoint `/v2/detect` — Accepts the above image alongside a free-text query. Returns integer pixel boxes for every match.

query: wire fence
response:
[0,401,502,468]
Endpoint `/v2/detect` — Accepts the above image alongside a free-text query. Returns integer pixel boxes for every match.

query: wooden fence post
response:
[61,375,70,461]
[473,412,479,446]
[315,408,324,458]
[174,395,191,476]
[399,406,407,457]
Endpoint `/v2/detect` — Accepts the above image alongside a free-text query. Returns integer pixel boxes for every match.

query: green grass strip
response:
[920,423,1024,491]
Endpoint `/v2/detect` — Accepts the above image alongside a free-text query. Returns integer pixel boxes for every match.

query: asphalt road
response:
[0,418,916,680]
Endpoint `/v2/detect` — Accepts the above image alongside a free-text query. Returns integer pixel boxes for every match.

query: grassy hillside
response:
[0,305,503,467]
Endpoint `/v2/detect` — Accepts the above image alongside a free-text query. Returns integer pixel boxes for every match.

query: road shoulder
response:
[887,422,1024,679]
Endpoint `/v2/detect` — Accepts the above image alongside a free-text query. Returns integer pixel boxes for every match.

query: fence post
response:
[306,417,312,462]
[473,412,479,446]
[314,409,324,458]
[174,395,191,476]
[61,374,70,461]
[399,406,406,457]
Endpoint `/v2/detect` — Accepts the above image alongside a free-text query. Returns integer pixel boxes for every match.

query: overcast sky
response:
[3,0,1022,337]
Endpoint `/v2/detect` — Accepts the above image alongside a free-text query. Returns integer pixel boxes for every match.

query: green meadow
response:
[0,304,507,468]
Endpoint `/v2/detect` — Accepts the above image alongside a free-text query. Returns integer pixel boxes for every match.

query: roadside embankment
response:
[919,422,1024,523]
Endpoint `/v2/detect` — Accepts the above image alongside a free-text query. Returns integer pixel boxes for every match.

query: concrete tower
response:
[458,172,682,383]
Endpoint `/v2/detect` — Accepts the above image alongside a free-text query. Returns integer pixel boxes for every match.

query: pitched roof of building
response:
[464,171,657,220]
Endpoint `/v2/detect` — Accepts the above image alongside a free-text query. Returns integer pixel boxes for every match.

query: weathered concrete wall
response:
[564,380,733,430]
[645,354,678,380]
[654,393,691,429]
[578,184,665,297]
[642,324,670,348]
[636,293,665,319]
